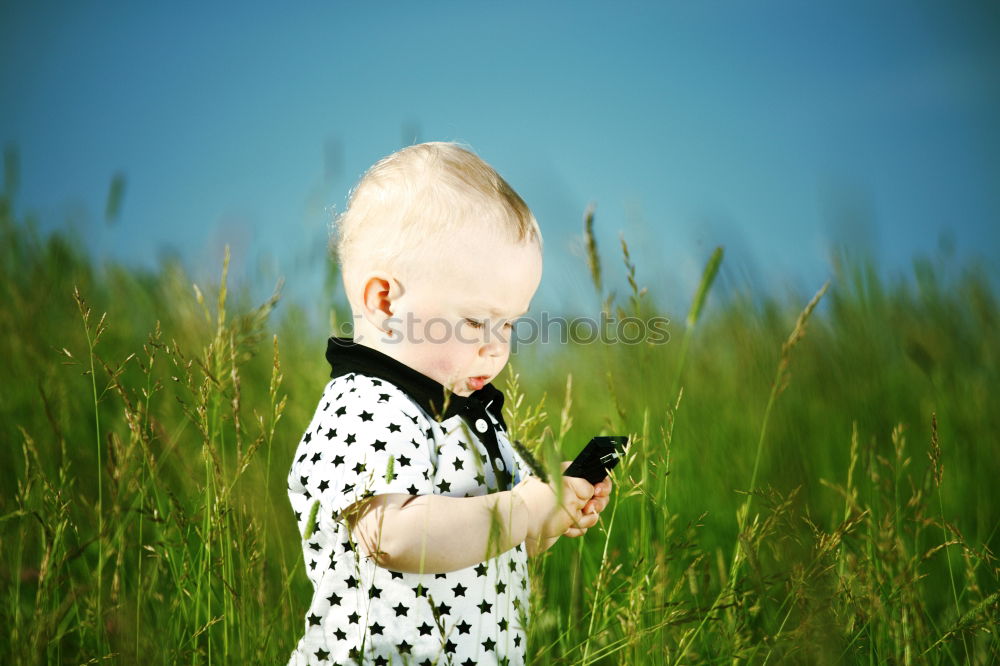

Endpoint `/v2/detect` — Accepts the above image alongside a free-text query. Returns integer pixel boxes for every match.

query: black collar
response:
[325,337,507,429]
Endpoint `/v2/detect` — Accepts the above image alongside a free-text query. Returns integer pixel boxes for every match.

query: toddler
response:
[287,142,612,665]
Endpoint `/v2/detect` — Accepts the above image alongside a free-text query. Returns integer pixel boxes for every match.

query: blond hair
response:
[333,142,541,304]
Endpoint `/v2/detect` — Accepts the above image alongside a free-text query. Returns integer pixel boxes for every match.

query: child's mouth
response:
[466,376,489,392]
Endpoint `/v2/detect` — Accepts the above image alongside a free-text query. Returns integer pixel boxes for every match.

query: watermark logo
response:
[331,312,670,351]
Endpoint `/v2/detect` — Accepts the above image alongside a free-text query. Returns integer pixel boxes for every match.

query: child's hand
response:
[513,466,600,544]
[564,474,612,538]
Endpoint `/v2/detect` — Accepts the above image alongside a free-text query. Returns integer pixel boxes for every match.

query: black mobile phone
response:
[564,436,629,485]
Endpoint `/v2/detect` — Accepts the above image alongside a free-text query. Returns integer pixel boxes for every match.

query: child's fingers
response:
[582,494,609,515]
[563,474,596,502]
[576,510,600,529]
[559,461,597,501]
[593,476,612,497]
[564,508,600,537]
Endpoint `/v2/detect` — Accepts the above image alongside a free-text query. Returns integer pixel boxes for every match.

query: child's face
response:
[386,231,542,397]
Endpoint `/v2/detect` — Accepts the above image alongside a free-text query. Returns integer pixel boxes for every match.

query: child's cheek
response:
[427,351,458,382]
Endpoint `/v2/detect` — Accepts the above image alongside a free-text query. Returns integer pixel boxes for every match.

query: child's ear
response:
[360,272,404,330]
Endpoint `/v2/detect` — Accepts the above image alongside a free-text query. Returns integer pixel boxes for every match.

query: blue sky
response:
[2,1,998,326]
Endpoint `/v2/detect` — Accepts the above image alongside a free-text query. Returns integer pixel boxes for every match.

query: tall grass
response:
[515,211,999,663]
[1,176,998,663]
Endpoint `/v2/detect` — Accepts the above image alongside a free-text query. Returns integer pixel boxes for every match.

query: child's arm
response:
[348,473,598,573]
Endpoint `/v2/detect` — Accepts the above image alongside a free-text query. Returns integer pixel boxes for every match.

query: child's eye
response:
[464,319,484,330]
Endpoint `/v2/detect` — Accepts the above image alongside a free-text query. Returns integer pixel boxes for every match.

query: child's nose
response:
[480,340,506,357]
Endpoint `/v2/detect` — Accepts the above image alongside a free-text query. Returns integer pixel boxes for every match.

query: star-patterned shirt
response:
[287,337,532,666]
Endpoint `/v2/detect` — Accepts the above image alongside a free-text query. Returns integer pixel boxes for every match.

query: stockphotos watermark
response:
[333,312,670,350]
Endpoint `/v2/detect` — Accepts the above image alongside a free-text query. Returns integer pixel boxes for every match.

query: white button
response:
[494,457,506,471]
[475,418,488,433]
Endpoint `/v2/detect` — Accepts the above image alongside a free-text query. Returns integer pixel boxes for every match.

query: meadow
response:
[1,175,998,664]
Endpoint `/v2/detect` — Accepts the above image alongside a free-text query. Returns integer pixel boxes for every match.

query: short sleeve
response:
[293,375,436,519]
